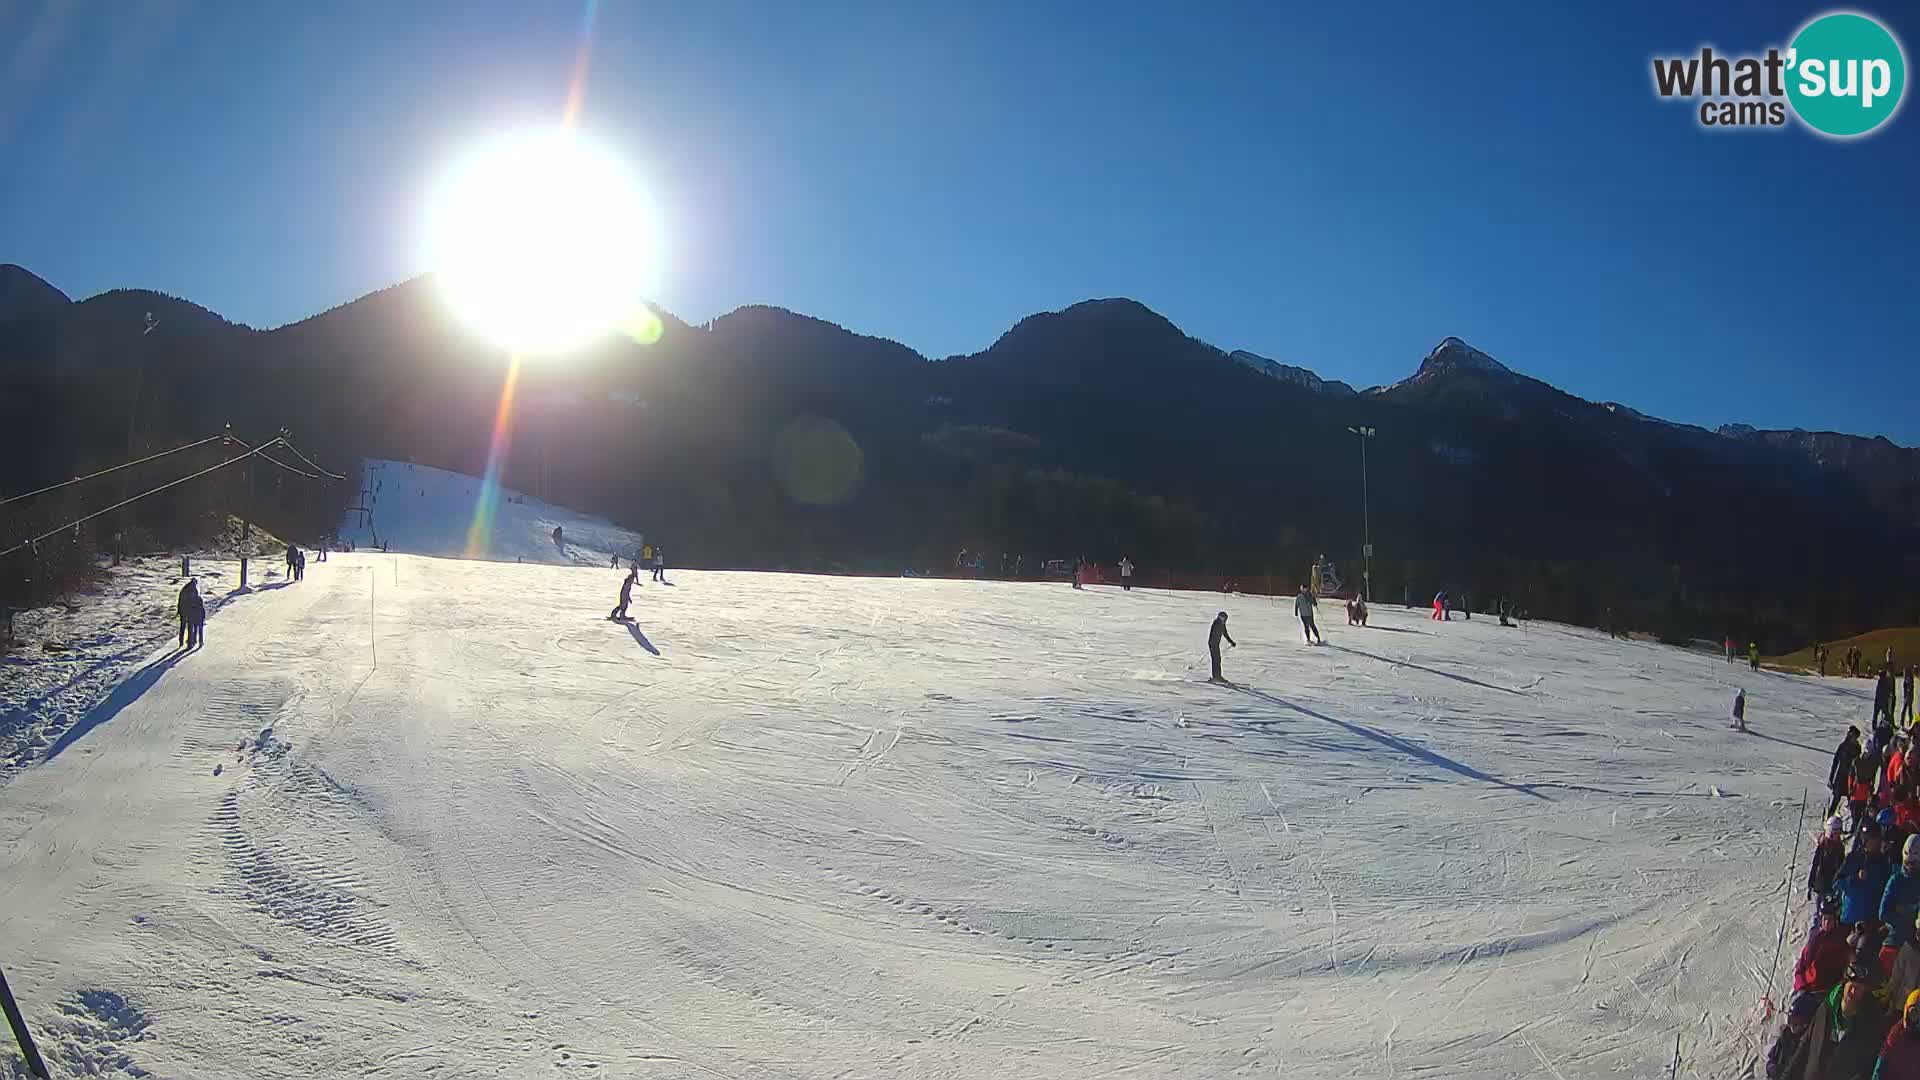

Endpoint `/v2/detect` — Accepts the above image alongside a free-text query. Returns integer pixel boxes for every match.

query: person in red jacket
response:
[1878,989,1920,1079]
[1813,817,1850,900]
[1797,897,1855,997]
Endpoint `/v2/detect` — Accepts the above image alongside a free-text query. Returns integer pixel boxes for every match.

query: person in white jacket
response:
[1118,557,1135,591]
[1295,588,1323,645]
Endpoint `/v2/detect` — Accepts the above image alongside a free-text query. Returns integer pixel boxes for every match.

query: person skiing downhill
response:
[1207,611,1236,683]
[1295,587,1322,644]
[609,567,638,621]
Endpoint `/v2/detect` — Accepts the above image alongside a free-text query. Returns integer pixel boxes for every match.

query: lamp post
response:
[1346,426,1375,602]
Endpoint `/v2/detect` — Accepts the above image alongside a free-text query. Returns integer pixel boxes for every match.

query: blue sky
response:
[4,1,1916,440]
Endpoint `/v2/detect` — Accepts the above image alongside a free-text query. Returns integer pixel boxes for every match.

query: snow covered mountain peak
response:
[1419,337,1513,378]
[1227,350,1356,397]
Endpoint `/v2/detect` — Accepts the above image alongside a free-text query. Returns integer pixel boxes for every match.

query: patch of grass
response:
[1770,627,1920,676]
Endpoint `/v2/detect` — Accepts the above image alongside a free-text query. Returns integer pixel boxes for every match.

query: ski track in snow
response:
[0,468,1885,1078]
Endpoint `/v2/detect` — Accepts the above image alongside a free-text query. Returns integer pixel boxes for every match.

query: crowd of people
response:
[1768,683,1920,1079]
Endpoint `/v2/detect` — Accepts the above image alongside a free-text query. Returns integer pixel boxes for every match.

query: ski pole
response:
[0,965,49,1079]
[1763,785,1810,1012]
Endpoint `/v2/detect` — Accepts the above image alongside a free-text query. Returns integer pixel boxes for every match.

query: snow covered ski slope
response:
[0,554,1873,1078]
[339,458,646,565]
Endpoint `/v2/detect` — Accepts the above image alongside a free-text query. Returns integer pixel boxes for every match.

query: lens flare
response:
[772,415,865,507]
[425,129,662,355]
[465,357,523,558]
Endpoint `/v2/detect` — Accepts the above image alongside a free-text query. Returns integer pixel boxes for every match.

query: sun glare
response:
[426,129,661,354]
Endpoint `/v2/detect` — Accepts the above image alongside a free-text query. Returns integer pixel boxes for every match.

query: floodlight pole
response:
[1347,426,1376,603]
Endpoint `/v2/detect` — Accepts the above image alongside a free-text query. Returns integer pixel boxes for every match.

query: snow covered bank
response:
[1,552,297,779]
[0,551,1877,1078]
[338,459,646,566]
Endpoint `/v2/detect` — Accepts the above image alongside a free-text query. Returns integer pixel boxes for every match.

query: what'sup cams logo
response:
[1652,11,1907,137]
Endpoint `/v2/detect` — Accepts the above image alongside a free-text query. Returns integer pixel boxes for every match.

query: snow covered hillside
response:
[339,459,647,565]
[0,552,1872,1078]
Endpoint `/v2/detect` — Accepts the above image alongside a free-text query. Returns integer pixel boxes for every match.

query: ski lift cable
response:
[221,434,325,480]
[272,437,347,480]
[0,439,291,560]
[0,434,229,506]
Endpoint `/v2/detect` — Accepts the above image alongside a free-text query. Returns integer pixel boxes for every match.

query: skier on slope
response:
[1294,587,1322,645]
[177,578,205,648]
[1118,556,1135,592]
[1207,611,1236,684]
[652,546,667,583]
[609,567,638,621]
[1732,688,1748,732]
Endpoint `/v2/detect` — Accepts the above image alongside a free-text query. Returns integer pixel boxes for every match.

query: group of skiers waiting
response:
[1770,713,1920,1077]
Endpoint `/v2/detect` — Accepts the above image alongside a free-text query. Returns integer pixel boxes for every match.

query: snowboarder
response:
[1118,556,1135,591]
[1295,587,1322,645]
[1207,611,1236,683]
[609,567,638,621]
[651,547,667,583]
[1732,688,1748,732]
[177,578,204,648]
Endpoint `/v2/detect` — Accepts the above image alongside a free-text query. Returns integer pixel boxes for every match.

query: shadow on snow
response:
[44,647,194,761]
[1229,684,1551,802]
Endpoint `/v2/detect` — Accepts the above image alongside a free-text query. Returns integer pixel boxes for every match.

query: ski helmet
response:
[1879,808,1899,831]
[1217,611,1228,620]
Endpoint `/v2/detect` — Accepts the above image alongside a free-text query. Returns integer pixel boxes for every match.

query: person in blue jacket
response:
[1885,836,1920,948]
[1839,825,1894,928]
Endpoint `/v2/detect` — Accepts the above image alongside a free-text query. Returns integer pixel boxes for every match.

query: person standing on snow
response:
[1750,641,1761,672]
[293,546,305,582]
[177,578,204,648]
[553,525,565,551]
[1840,826,1894,927]
[1295,587,1322,645]
[1732,689,1748,732]
[1879,671,1899,729]
[1812,817,1849,899]
[1822,726,1861,821]
[652,546,667,583]
[609,567,638,621]
[1207,611,1236,684]
[1885,838,1920,952]
[1766,989,1823,1080]
[1118,556,1135,591]
[1875,989,1920,1080]
[1796,896,1854,998]
[1779,962,1892,1080]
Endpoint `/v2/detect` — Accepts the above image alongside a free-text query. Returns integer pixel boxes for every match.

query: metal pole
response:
[0,965,50,1079]
[1360,432,1371,603]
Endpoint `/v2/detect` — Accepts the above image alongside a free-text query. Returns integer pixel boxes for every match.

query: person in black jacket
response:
[1831,727,1865,818]
[1810,816,1848,900]
[609,568,638,621]
[1778,962,1890,1080]
[177,578,206,648]
[1208,611,1236,683]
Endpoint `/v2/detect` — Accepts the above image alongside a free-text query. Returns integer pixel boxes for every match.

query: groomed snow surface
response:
[0,467,1876,1078]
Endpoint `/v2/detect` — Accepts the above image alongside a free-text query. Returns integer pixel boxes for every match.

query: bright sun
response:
[425,129,661,354]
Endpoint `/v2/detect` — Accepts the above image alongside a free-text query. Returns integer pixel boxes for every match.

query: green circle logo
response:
[1787,12,1907,137]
